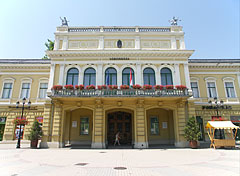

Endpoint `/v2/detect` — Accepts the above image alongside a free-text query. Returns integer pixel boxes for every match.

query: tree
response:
[184,116,201,141]
[42,39,54,59]
[28,120,43,141]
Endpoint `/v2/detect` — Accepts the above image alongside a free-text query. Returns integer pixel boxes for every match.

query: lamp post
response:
[208,97,224,120]
[16,97,31,148]
[208,97,224,139]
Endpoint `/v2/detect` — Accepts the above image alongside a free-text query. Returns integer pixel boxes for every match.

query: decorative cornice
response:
[47,50,194,58]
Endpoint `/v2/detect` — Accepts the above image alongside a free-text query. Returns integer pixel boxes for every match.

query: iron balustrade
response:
[51,89,189,97]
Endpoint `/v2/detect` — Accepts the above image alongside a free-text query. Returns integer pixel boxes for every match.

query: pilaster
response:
[96,64,103,86]
[2,111,15,141]
[184,63,191,89]
[174,64,181,85]
[58,64,65,85]
[171,36,177,49]
[134,100,148,148]
[136,63,142,85]
[47,64,55,93]
[91,100,105,148]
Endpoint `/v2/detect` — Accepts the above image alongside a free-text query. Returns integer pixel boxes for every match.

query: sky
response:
[0,0,239,59]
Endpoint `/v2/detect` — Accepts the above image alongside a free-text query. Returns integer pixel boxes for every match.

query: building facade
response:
[0,25,239,148]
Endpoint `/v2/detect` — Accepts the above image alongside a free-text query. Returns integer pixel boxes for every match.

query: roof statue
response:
[60,17,69,26]
[169,16,181,26]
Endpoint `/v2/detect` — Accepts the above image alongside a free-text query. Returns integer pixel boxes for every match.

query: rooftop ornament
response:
[169,16,181,26]
[60,17,69,26]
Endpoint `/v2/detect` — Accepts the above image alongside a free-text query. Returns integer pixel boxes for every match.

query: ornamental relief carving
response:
[69,40,99,49]
[141,40,170,48]
[104,40,135,48]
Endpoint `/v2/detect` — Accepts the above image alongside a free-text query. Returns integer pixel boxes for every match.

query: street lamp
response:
[208,97,224,139]
[208,97,224,120]
[16,97,31,148]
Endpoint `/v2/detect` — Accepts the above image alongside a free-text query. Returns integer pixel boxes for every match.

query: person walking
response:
[114,132,121,146]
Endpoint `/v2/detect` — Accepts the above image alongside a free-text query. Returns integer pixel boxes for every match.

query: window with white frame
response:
[20,83,30,98]
[191,82,199,98]
[2,83,13,99]
[39,83,48,98]
[207,82,217,98]
[225,82,236,98]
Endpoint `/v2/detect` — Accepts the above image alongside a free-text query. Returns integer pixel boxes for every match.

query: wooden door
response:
[107,111,132,145]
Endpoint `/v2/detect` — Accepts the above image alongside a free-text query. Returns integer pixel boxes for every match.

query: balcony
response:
[50,89,190,98]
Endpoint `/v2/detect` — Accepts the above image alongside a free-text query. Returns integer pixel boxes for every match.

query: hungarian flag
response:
[129,69,133,86]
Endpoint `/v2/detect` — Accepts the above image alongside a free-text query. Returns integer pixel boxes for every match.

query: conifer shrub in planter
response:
[184,116,201,149]
[28,120,43,149]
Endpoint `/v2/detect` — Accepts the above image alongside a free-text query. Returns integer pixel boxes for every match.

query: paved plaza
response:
[0,144,239,176]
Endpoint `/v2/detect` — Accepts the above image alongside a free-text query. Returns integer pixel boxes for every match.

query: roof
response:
[206,121,240,129]
[189,59,240,63]
[0,59,51,64]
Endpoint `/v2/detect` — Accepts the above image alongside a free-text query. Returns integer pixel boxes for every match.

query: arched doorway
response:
[107,111,132,146]
[147,108,175,146]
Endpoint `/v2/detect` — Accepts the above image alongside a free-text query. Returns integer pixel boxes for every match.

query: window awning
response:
[206,121,240,129]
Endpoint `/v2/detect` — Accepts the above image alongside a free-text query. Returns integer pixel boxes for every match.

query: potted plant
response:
[132,84,142,89]
[184,116,201,149]
[64,84,74,90]
[75,85,84,90]
[97,85,107,90]
[52,85,63,90]
[86,85,96,90]
[13,118,29,126]
[154,85,164,90]
[120,85,130,90]
[143,84,152,90]
[175,85,187,90]
[165,85,174,90]
[28,120,43,149]
[108,85,118,90]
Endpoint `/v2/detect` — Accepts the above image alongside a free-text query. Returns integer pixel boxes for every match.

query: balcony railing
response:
[51,89,189,97]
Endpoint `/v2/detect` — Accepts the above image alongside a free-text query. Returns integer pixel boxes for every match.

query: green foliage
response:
[184,116,201,141]
[42,39,54,59]
[28,121,43,141]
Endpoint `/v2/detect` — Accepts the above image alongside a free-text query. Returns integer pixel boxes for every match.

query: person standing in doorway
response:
[114,132,121,146]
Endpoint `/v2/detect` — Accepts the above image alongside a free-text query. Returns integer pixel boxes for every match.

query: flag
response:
[129,69,133,86]
[106,71,110,85]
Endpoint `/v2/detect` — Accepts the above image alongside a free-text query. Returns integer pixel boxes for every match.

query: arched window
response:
[66,68,79,86]
[122,67,135,85]
[161,68,173,85]
[105,67,117,85]
[143,68,155,86]
[84,68,96,86]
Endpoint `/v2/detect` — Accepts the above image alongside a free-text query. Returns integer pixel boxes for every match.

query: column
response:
[134,100,148,148]
[156,69,160,85]
[54,36,59,50]
[62,36,68,50]
[179,36,186,49]
[79,67,83,85]
[47,64,55,92]
[96,64,103,85]
[58,64,65,85]
[136,63,142,85]
[184,63,191,89]
[174,64,181,85]
[98,36,104,49]
[171,36,177,49]
[135,36,140,49]
[91,100,105,148]
[51,101,63,148]
[117,68,122,86]
[174,101,187,147]
[40,101,52,148]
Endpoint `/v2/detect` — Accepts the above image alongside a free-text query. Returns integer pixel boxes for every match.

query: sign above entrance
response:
[110,58,129,60]
[202,105,232,110]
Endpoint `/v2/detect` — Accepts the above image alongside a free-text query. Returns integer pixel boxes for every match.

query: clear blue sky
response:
[0,0,239,59]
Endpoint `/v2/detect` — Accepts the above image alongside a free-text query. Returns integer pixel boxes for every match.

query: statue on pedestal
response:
[60,17,69,26]
[169,17,181,26]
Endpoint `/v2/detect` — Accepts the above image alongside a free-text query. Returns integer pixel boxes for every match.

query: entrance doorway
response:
[107,111,132,146]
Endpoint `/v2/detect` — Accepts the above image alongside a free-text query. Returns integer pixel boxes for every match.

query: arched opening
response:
[147,108,175,147]
[122,67,135,85]
[83,67,96,86]
[106,109,134,148]
[143,67,155,86]
[105,67,117,85]
[64,108,93,148]
[160,67,173,85]
[66,68,79,86]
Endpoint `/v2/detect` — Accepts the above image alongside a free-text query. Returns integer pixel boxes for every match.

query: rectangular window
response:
[2,83,12,99]
[150,117,159,135]
[225,82,236,98]
[20,83,30,98]
[39,83,48,98]
[207,82,217,98]
[191,82,199,98]
[80,117,89,135]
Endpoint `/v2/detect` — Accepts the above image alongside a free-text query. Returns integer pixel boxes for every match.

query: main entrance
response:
[107,111,132,146]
